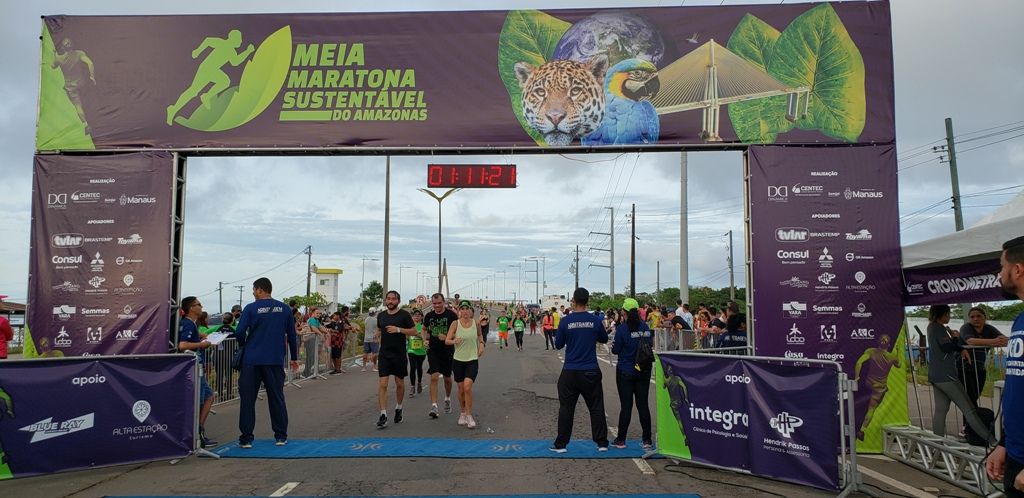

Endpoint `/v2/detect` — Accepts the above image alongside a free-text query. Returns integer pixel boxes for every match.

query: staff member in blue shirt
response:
[611,298,653,450]
[988,236,1024,496]
[550,287,609,453]
[178,296,217,448]
[233,277,299,448]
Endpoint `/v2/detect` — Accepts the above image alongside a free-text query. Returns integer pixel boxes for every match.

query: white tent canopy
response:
[901,190,1024,269]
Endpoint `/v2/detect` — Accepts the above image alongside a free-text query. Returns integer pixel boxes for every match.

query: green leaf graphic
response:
[36,22,95,151]
[769,3,865,142]
[498,10,571,145]
[176,26,292,132]
[726,14,791,143]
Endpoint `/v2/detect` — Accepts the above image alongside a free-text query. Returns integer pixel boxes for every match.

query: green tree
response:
[353,280,384,312]
[279,292,328,309]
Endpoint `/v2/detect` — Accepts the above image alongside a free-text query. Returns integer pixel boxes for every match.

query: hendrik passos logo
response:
[166,27,292,132]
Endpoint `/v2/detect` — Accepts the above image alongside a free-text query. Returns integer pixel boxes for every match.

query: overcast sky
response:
[1,0,1021,310]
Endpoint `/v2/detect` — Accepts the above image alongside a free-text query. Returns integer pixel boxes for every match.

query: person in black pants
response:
[550,288,609,453]
[611,298,653,449]
[233,277,299,448]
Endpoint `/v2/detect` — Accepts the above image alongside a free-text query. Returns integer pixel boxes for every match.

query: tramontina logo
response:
[166,27,292,131]
[769,412,803,438]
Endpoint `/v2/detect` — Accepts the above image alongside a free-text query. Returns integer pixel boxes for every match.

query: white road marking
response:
[633,457,656,475]
[269,482,301,497]
[858,466,934,498]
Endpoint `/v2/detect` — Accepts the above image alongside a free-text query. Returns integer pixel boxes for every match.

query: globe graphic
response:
[552,12,666,67]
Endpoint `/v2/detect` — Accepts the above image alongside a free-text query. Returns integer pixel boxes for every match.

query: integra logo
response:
[119,194,157,206]
[775,227,809,242]
[52,233,84,248]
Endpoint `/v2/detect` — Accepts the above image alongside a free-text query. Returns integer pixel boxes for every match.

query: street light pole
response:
[399,265,412,301]
[360,256,380,314]
[418,187,461,294]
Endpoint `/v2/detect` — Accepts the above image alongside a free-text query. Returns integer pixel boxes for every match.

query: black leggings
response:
[616,369,652,442]
[514,330,524,349]
[408,353,425,387]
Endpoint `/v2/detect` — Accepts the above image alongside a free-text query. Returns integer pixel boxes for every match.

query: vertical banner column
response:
[748,145,908,452]
[27,152,175,357]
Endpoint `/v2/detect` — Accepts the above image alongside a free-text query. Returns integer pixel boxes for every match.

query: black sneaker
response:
[376,413,388,429]
[200,436,219,449]
[239,441,253,449]
[394,409,403,424]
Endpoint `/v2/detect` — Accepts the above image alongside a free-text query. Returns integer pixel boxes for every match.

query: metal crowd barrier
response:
[652,327,742,354]
[207,332,363,406]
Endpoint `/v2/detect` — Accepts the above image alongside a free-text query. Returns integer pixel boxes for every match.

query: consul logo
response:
[775,227,809,242]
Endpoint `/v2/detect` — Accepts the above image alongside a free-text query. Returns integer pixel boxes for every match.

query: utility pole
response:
[418,187,461,293]
[383,156,391,295]
[509,263,522,305]
[589,206,615,298]
[525,257,540,304]
[399,265,412,301]
[630,203,636,298]
[235,285,244,308]
[304,245,312,305]
[937,117,965,231]
[218,281,224,314]
[657,261,661,300]
[726,230,735,300]
[574,245,580,290]
[360,256,380,314]
[680,151,689,307]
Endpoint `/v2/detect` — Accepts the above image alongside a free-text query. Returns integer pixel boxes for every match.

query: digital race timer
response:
[426,164,517,188]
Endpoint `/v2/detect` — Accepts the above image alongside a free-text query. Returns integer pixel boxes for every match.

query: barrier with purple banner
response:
[0,355,195,480]
[655,352,853,491]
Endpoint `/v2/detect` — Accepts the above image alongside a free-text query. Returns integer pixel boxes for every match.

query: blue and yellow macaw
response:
[582,58,660,146]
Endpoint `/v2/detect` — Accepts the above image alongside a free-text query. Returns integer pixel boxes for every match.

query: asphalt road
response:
[0,316,979,498]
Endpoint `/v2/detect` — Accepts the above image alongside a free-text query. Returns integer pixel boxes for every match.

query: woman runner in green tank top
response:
[445,300,484,429]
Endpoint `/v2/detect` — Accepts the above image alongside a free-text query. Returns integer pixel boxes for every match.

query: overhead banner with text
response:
[655,353,842,491]
[0,355,195,480]
[38,2,894,151]
[902,259,1004,306]
[27,152,174,357]
[748,145,908,452]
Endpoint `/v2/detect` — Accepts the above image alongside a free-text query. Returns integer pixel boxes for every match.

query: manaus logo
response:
[166,27,292,132]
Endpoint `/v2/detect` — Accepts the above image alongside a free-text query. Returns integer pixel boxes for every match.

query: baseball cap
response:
[459,300,473,309]
[622,298,639,311]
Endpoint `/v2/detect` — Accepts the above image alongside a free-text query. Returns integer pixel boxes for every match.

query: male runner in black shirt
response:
[423,292,458,419]
[375,291,416,429]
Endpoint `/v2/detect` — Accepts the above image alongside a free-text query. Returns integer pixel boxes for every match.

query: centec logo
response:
[769,412,804,438]
[167,27,292,132]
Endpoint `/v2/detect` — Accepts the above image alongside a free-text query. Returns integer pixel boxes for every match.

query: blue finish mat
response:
[212,438,656,459]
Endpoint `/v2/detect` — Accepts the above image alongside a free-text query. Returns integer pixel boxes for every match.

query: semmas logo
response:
[168,27,293,132]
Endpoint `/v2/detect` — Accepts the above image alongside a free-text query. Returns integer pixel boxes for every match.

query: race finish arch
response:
[21,0,905,483]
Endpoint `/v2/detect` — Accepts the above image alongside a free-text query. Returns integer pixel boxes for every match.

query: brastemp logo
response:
[167,27,293,131]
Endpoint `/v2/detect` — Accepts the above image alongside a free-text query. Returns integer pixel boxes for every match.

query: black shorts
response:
[452,359,479,383]
[330,347,342,359]
[378,354,407,378]
[427,347,454,377]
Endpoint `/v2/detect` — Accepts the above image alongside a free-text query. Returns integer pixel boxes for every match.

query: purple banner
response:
[0,355,195,480]
[658,353,841,490]
[748,145,907,451]
[37,2,894,151]
[902,259,1004,306]
[27,152,174,357]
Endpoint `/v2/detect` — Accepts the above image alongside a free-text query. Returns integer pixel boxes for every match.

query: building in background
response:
[315,268,343,313]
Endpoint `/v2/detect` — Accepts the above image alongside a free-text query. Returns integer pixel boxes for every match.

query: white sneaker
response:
[467,415,477,429]
[444,399,452,414]
[458,414,467,426]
